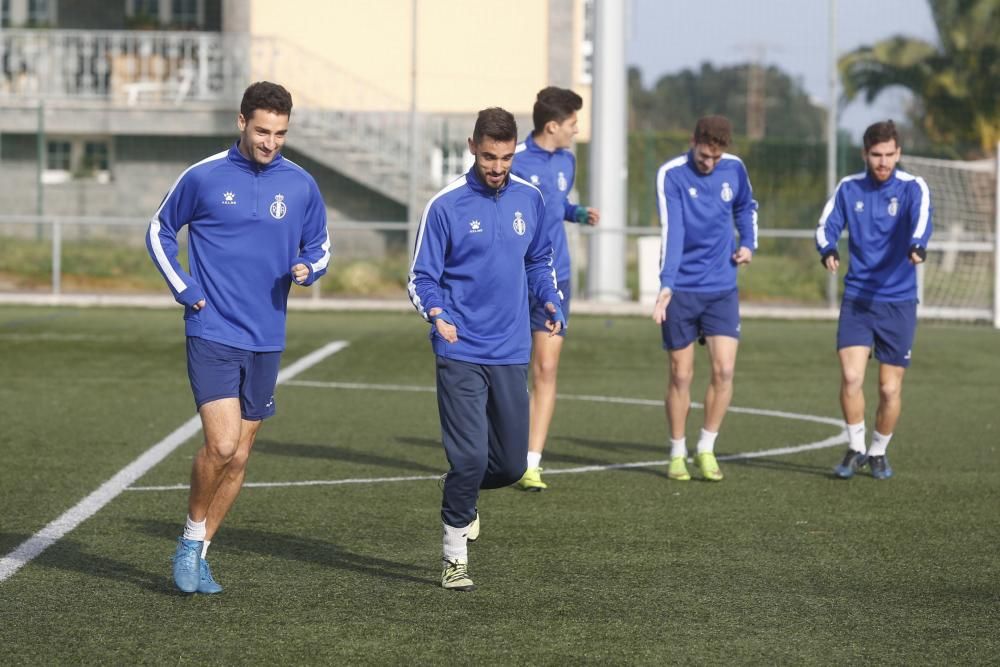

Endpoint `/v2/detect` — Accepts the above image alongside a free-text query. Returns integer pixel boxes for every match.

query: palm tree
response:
[838,0,1000,157]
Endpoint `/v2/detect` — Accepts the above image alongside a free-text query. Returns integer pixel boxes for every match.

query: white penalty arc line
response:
[0,340,350,583]
[126,380,847,492]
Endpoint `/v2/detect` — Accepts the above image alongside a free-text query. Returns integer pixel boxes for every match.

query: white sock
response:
[526,451,542,469]
[201,540,211,559]
[669,437,687,460]
[442,522,468,562]
[696,428,718,454]
[846,422,866,453]
[183,515,206,542]
[868,431,892,457]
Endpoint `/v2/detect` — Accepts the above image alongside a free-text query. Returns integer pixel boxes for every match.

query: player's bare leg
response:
[702,335,738,432]
[204,417,263,540]
[666,344,695,438]
[833,346,872,479]
[519,331,564,490]
[866,362,906,479]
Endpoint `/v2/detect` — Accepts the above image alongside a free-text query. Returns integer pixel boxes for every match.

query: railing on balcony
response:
[0,29,472,205]
[0,29,259,104]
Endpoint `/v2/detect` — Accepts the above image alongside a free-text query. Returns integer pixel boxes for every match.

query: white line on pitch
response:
[0,340,349,584]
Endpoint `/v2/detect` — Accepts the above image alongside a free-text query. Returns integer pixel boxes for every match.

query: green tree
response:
[628,63,825,141]
[838,0,1000,157]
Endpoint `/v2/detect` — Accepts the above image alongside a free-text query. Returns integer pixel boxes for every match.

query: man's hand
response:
[732,246,753,266]
[192,299,206,311]
[544,302,566,337]
[575,206,600,226]
[821,249,840,273]
[909,244,927,265]
[652,287,672,325]
[291,263,310,285]
[428,308,458,343]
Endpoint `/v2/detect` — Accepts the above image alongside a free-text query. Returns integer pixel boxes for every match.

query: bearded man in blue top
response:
[409,107,564,592]
[816,120,933,480]
[147,81,331,594]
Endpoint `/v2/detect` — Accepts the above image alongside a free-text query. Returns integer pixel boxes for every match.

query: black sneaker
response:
[867,455,894,480]
[833,449,867,479]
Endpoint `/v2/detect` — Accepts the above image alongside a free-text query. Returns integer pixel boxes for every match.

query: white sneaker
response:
[441,558,475,591]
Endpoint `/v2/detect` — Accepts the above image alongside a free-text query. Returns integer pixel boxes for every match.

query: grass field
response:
[1,306,998,664]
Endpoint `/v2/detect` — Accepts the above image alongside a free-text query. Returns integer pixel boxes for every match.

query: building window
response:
[3,0,57,26]
[126,0,204,28]
[1,0,10,28]
[44,138,112,184]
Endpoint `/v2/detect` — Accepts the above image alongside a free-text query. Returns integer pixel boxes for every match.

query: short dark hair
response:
[532,86,583,133]
[863,120,900,151]
[472,107,517,145]
[693,115,732,148]
[240,81,293,120]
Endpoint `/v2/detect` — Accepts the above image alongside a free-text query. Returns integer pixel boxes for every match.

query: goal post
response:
[904,150,999,327]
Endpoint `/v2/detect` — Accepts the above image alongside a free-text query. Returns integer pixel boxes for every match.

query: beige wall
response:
[248,0,553,115]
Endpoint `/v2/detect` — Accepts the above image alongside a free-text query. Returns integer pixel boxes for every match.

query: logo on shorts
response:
[855,200,865,213]
[688,187,699,198]
[265,397,274,408]
[904,349,912,360]
[888,197,899,217]
[469,219,483,233]
[269,194,287,220]
[222,191,237,205]
[557,171,568,192]
[512,211,526,236]
[720,182,733,202]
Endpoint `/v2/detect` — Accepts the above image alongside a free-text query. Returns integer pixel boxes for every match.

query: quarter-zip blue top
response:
[816,168,933,301]
[408,166,559,365]
[655,150,759,292]
[146,142,331,351]
[511,133,580,285]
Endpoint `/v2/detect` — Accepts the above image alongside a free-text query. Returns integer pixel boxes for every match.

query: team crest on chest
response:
[557,171,568,192]
[269,193,287,220]
[688,187,698,198]
[855,201,865,213]
[530,175,540,185]
[512,211,527,236]
[720,182,733,202]
[888,197,899,217]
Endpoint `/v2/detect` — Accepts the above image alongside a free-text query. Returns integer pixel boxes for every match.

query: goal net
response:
[904,152,999,326]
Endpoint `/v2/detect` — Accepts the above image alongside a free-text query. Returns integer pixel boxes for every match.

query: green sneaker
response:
[517,466,548,491]
[467,512,480,543]
[441,558,476,592]
[668,456,691,481]
[695,452,724,481]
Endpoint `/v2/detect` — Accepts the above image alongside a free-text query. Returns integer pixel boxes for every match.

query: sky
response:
[624,0,939,139]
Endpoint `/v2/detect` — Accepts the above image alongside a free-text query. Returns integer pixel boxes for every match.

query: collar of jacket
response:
[228,141,285,173]
[465,165,511,197]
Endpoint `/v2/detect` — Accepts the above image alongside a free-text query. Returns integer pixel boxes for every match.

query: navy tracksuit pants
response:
[436,356,529,528]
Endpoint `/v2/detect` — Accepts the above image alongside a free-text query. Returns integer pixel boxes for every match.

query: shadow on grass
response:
[725,456,834,478]
[25,537,178,596]
[554,435,666,456]
[254,439,440,474]
[393,436,441,450]
[133,520,433,588]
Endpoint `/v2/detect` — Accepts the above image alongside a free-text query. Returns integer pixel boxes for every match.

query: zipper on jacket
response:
[253,168,260,217]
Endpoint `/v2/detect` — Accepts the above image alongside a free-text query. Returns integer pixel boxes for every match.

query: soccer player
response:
[816,119,933,480]
[408,107,564,591]
[146,81,331,593]
[511,86,600,492]
[652,115,758,482]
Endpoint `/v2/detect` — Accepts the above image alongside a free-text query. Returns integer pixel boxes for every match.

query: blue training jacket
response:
[816,168,933,302]
[146,142,331,352]
[407,166,559,365]
[655,150,759,292]
[511,133,581,286]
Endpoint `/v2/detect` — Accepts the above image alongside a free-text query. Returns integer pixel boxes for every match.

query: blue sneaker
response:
[197,559,223,594]
[833,449,867,479]
[867,455,894,480]
[172,537,202,593]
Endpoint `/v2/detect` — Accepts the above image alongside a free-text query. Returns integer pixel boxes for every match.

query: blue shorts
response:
[186,336,281,420]
[661,288,740,350]
[837,297,917,367]
[529,284,570,337]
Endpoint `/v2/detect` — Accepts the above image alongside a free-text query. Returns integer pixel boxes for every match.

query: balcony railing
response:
[0,29,255,104]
